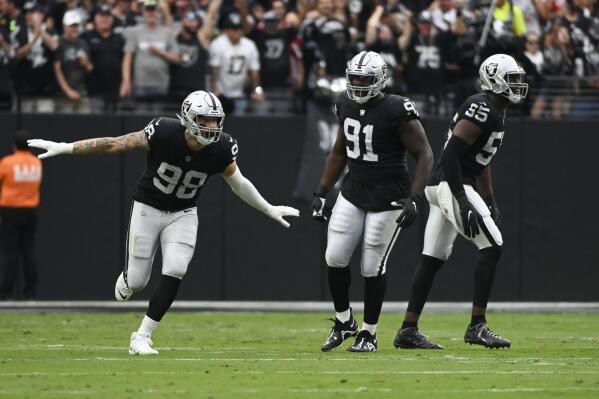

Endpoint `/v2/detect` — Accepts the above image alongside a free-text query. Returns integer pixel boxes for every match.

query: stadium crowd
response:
[0,0,598,117]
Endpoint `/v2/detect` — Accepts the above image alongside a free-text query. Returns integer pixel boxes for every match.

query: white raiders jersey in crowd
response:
[132,117,238,211]
[208,35,260,98]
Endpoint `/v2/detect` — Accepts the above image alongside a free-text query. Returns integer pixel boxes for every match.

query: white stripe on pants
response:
[422,183,502,261]
[325,193,402,277]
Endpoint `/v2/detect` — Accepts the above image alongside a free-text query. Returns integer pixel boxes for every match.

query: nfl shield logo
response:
[185,156,191,162]
[360,109,365,116]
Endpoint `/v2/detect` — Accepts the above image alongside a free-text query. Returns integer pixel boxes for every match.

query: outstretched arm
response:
[222,162,300,228]
[28,130,149,159]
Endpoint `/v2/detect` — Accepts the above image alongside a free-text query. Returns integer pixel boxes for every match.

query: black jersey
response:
[132,117,238,211]
[334,92,420,211]
[431,93,506,187]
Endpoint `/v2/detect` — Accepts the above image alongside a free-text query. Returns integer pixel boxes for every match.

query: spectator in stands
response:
[271,0,300,28]
[119,0,180,99]
[300,0,351,79]
[47,0,89,36]
[81,4,124,110]
[513,0,542,36]
[530,20,575,117]
[0,0,25,34]
[54,10,93,113]
[429,0,457,33]
[170,0,221,102]
[0,130,42,300]
[493,0,527,37]
[112,0,138,36]
[523,32,544,73]
[365,3,410,95]
[405,10,451,114]
[250,9,296,90]
[12,1,59,112]
[209,11,262,114]
[0,21,12,109]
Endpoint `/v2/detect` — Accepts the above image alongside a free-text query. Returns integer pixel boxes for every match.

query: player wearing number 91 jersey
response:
[311,51,434,353]
[394,54,528,351]
[27,90,299,356]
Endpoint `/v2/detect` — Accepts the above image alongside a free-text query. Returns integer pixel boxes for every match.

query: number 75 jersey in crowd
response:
[132,117,238,212]
[334,92,420,211]
[431,93,506,187]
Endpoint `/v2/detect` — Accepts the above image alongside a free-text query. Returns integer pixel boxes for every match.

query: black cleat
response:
[347,330,377,352]
[321,316,359,352]
[464,322,511,349]
[393,327,443,349]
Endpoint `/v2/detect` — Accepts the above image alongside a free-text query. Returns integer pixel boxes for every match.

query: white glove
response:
[266,206,300,228]
[27,139,74,159]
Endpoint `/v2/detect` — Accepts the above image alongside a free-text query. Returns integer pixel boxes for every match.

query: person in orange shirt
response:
[0,130,42,300]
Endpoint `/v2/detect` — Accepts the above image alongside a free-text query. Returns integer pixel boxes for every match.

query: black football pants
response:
[0,207,38,298]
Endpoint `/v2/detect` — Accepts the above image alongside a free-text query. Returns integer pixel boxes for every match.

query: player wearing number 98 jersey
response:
[394,54,528,350]
[311,51,434,352]
[27,90,299,356]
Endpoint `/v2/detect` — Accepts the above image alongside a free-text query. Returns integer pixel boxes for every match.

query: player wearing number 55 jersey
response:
[394,54,528,350]
[28,90,299,356]
[311,51,434,352]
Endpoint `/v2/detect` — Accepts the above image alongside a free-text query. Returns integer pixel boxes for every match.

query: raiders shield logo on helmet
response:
[485,63,498,77]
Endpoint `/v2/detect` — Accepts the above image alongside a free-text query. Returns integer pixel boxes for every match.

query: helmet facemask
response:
[179,96,224,145]
[503,72,528,103]
[345,67,387,104]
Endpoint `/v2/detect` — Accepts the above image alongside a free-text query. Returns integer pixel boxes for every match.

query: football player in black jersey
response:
[28,90,299,355]
[311,51,434,352]
[394,54,528,350]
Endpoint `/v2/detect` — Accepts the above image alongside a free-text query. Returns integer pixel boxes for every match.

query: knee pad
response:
[162,243,194,279]
[130,233,154,259]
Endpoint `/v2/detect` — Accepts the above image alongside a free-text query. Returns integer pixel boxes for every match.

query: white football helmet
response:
[479,54,528,103]
[178,90,225,145]
[345,51,388,104]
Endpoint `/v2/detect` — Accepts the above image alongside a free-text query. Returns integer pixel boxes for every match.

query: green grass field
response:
[0,311,598,398]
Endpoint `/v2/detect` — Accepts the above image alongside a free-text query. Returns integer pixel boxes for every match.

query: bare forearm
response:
[319,152,347,189]
[410,150,433,195]
[73,131,148,155]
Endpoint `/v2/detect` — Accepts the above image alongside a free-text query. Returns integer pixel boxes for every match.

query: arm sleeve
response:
[441,135,471,196]
[223,168,272,215]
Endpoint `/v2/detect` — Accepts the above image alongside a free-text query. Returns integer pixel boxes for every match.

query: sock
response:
[138,315,159,337]
[401,320,418,330]
[363,274,386,325]
[336,308,351,323]
[361,322,377,335]
[473,246,502,309]
[470,314,487,326]
[146,275,182,322]
[406,255,445,315]
[328,267,351,313]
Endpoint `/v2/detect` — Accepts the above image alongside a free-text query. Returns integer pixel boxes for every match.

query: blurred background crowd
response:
[1,0,598,118]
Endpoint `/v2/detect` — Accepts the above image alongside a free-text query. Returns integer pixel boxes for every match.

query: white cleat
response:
[129,332,159,355]
[114,272,133,302]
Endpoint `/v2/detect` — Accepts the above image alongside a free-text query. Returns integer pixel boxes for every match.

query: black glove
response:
[391,192,422,228]
[311,186,330,222]
[483,194,501,226]
[455,191,482,238]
